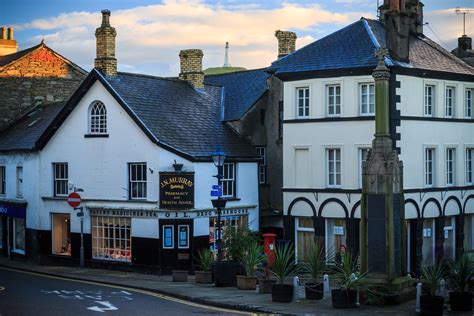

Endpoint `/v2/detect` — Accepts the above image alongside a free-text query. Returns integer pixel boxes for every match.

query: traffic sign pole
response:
[75,206,84,268]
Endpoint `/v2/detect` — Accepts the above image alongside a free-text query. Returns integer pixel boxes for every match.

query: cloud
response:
[17,0,370,76]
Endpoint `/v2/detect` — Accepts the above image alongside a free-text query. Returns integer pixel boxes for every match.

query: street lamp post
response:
[211,150,227,262]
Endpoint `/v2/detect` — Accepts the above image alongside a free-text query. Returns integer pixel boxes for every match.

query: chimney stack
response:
[179,49,204,89]
[95,10,117,76]
[458,35,473,51]
[275,30,297,59]
[382,0,410,62]
[0,26,18,56]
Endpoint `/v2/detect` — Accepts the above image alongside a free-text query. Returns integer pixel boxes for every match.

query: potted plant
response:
[270,243,295,303]
[214,225,253,287]
[331,251,367,309]
[449,253,473,311]
[257,263,276,294]
[420,263,446,316]
[300,241,326,300]
[195,248,214,284]
[237,241,266,290]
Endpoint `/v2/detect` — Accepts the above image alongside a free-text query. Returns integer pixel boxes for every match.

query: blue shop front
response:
[0,201,27,259]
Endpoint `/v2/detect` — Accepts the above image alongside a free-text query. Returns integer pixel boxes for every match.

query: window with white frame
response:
[446,148,456,186]
[53,163,68,197]
[16,166,23,197]
[425,148,435,187]
[327,148,341,187]
[0,166,5,195]
[466,88,473,118]
[209,215,248,253]
[129,163,147,199]
[222,163,236,197]
[296,217,315,261]
[359,148,369,188]
[445,87,455,117]
[296,87,310,118]
[326,84,341,116]
[89,101,107,134]
[424,85,435,116]
[92,216,131,262]
[466,148,473,184]
[360,83,375,115]
[257,147,266,184]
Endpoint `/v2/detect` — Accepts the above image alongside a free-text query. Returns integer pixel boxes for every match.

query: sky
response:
[1,0,473,76]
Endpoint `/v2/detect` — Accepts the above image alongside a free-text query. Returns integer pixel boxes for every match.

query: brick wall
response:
[0,45,86,131]
[275,30,297,59]
[179,49,204,89]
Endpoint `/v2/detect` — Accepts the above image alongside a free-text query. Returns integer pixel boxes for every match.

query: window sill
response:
[221,197,241,202]
[84,134,109,138]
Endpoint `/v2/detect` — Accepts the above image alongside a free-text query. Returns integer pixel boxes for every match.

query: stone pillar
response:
[95,10,117,76]
[275,30,297,59]
[360,48,405,280]
[179,49,204,89]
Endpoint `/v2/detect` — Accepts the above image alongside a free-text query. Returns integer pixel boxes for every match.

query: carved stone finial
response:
[373,47,390,79]
[375,47,389,67]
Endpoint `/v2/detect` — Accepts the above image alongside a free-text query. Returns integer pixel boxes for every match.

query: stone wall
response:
[179,49,204,89]
[0,45,86,131]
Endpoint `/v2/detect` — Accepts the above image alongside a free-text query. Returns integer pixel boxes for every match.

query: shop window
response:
[222,163,235,197]
[129,163,147,199]
[443,217,455,260]
[13,218,25,254]
[89,101,107,134]
[16,166,23,197]
[52,214,71,256]
[163,225,174,249]
[257,147,266,184]
[296,217,314,261]
[53,163,68,197]
[464,215,473,251]
[422,219,435,266]
[209,215,248,253]
[92,216,131,262]
[359,83,375,115]
[296,87,310,118]
[326,218,346,258]
[178,225,189,249]
[0,166,5,195]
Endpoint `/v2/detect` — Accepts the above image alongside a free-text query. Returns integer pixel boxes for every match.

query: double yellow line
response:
[0,266,256,315]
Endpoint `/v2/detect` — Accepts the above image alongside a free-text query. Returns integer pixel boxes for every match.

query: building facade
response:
[272,1,474,272]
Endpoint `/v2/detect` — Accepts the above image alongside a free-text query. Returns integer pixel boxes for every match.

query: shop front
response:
[0,201,26,258]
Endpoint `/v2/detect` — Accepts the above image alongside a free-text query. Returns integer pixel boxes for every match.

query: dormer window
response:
[89,101,107,134]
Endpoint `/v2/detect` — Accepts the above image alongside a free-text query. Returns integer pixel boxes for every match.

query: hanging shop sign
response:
[159,172,194,210]
[89,207,250,219]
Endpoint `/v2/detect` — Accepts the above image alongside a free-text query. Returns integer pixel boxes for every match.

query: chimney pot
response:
[275,30,297,59]
[7,27,13,40]
[0,27,6,40]
[459,35,473,51]
[95,9,117,76]
[179,49,204,90]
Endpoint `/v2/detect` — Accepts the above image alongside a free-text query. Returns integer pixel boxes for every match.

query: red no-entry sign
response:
[67,192,81,208]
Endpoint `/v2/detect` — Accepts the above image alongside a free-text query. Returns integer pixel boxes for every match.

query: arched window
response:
[89,101,107,134]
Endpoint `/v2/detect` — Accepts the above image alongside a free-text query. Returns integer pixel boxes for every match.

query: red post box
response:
[263,233,277,267]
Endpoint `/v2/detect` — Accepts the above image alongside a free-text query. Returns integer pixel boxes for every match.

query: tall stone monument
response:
[360,48,406,281]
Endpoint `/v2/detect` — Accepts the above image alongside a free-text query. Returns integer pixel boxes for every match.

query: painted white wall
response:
[34,80,259,238]
[283,74,474,219]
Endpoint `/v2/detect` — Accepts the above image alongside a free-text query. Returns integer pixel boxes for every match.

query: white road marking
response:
[87,301,118,313]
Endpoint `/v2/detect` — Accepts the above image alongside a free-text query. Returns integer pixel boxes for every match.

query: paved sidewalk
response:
[0,257,469,315]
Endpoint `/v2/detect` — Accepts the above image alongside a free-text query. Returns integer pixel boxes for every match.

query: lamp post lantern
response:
[211,149,227,261]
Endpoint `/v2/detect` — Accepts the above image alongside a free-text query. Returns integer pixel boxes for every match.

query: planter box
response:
[332,289,358,309]
[272,284,293,303]
[305,282,324,300]
[213,261,243,287]
[420,295,444,316]
[258,279,276,294]
[195,271,213,284]
[172,270,188,282]
[236,275,257,290]
[449,291,472,312]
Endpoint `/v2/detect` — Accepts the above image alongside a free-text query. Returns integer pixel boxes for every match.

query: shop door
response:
[159,220,193,274]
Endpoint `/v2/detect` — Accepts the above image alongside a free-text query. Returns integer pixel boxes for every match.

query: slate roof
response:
[0,102,65,151]
[204,69,270,121]
[270,18,474,77]
[103,72,259,159]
